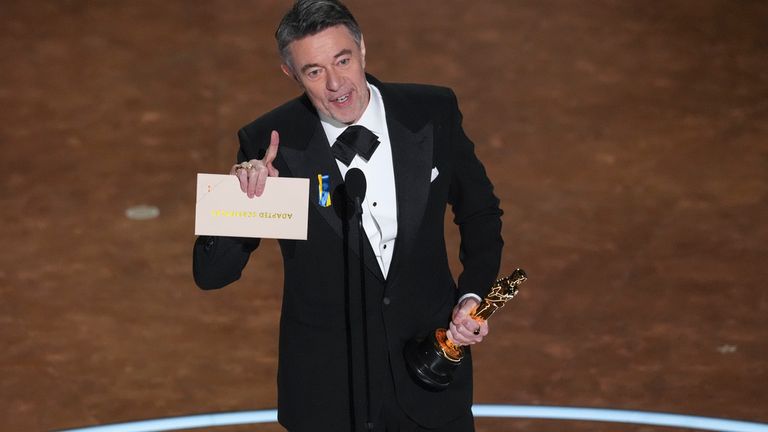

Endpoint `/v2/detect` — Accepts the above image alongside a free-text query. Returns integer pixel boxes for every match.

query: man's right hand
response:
[230,130,281,198]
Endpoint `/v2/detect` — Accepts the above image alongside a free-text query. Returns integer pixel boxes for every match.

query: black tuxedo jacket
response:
[194,75,503,431]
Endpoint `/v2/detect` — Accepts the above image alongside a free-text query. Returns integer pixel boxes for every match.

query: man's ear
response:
[281,63,299,82]
[360,36,366,68]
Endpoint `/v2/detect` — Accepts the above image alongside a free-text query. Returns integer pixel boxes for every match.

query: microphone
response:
[344,168,367,214]
[343,167,373,431]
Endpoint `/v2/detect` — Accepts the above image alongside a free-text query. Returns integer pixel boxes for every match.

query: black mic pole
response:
[344,168,373,432]
[356,195,373,432]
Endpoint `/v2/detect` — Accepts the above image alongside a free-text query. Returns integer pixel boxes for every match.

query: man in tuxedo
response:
[193,1,503,431]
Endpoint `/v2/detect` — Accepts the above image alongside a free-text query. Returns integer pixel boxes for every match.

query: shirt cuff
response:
[458,293,482,304]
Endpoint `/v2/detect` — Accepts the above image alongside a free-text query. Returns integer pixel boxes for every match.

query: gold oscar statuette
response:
[404,269,527,391]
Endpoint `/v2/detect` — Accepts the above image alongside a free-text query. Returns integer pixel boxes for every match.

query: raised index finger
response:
[263,130,280,165]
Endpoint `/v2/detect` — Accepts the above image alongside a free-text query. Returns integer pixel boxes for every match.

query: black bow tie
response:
[331,125,380,166]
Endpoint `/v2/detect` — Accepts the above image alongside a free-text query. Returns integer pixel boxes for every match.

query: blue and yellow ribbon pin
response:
[317,174,331,207]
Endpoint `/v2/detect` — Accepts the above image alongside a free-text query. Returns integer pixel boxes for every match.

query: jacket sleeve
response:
[192,127,265,290]
[446,89,504,299]
[193,235,260,290]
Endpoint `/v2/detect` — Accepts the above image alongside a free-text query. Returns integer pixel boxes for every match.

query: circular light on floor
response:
[59,405,768,432]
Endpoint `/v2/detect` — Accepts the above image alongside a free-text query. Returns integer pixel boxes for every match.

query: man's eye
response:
[339,58,350,66]
[307,69,321,79]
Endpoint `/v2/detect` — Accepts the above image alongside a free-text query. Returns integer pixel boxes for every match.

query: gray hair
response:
[275,0,362,71]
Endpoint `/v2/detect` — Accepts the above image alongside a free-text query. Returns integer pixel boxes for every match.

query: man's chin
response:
[330,112,360,125]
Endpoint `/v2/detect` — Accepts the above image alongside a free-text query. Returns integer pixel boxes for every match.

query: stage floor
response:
[1,1,767,430]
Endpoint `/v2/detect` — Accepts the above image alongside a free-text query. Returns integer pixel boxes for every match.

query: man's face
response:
[282,25,369,125]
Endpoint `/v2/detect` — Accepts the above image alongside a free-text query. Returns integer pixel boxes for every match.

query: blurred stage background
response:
[1,0,767,431]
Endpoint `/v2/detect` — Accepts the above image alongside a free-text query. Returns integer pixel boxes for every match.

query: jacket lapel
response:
[281,124,345,240]
[386,117,433,281]
[373,78,434,281]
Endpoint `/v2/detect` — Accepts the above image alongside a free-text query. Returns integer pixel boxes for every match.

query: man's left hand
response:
[446,297,488,346]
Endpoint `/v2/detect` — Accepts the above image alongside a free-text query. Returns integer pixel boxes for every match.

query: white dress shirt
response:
[320,83,398,278]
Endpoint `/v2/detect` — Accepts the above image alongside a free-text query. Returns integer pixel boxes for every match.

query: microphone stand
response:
[355,196,374,432]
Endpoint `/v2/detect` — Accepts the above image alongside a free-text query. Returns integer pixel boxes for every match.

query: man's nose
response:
[326,68,341,91]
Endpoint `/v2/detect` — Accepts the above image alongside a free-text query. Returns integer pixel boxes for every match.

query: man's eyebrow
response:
[299,49,353,74]
[300,62,321,74]
[334,49,352,59]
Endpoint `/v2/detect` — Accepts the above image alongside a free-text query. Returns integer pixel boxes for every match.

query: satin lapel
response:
[280,124,344,240]
[280,122,385,282]
[387,118,433,280]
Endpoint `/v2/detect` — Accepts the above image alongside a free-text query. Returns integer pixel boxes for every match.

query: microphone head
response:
[344,168,367,201]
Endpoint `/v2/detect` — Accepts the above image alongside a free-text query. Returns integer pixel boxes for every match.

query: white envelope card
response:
[195,174,309,240]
